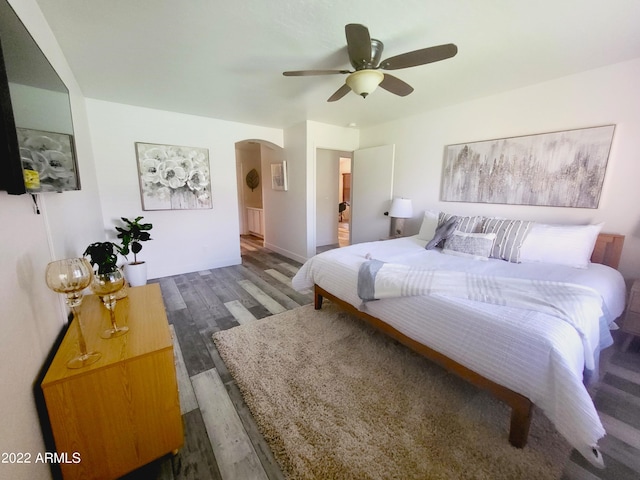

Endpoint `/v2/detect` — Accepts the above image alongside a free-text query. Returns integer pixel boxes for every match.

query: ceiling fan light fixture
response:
[346,69,384,98]
[284,24,456,102]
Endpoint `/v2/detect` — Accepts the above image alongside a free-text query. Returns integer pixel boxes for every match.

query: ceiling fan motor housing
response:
[350,38,384,70]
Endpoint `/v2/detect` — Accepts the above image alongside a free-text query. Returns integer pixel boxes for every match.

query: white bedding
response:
[291,235,627,467]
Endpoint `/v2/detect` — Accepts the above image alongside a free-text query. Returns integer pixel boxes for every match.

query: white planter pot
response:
[123,262,147,287]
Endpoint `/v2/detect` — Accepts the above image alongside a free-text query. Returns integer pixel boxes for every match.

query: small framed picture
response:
[271,161,288,191]
[17,128,79,192]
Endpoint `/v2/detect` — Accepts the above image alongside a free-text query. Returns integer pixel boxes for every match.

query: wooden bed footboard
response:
[314,284,533,449]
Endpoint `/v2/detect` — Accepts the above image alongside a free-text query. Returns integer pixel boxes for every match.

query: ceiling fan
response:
[283,23,458,102]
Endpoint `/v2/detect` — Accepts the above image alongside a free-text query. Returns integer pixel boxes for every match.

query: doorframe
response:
[235,140,261,238]
[339,158,352,247]
[312,147,353,256]
[235,139,282,246]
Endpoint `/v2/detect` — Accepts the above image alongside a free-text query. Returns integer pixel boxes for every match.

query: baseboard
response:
[263,242,307,264]
[150,256,242,279]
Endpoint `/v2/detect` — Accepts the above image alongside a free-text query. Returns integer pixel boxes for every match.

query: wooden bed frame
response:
[314,233,624,449]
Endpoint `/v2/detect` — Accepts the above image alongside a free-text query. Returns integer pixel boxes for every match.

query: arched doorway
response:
[235,139,284,251]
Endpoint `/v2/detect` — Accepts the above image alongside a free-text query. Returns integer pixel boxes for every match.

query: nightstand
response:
[622,279,640,351]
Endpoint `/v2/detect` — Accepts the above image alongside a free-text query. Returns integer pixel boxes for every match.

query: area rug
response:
[213,302,571,480]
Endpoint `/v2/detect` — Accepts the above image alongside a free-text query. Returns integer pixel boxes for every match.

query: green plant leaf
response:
[115,216,153,264]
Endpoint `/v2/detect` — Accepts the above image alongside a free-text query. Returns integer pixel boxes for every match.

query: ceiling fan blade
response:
[283,70,350,76]
[380,43,458,70]
[379,74,414,97]
[327,84,351,102]
[345,23,372,68]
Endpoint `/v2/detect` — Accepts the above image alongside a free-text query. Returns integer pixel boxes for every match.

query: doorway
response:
[235,139,285,252]
[236,141,264,247]
[315,149,352,253]
[338,157,351,248]
[315,145,394,253]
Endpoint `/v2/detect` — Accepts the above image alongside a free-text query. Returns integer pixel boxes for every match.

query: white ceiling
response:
[34,0,640,129]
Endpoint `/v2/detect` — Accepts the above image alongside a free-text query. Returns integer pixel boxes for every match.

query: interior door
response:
[315,149,339,246]
[350,145,395,244]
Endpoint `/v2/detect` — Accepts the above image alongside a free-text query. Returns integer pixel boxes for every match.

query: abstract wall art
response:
[440,125,615,208]
[270,161,288,191]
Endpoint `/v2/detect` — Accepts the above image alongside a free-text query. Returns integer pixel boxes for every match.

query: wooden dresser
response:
[41,283,183,479]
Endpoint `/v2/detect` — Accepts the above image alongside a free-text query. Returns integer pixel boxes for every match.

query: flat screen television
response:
[0,37,23,194]
[0,0,78,195]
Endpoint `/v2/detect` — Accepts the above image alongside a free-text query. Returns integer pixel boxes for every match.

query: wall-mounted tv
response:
[0,0,78,195]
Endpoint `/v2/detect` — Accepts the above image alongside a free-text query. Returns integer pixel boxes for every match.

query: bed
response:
[291,229,626,468]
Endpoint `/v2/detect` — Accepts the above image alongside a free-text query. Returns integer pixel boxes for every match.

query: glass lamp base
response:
[101,325,129,339]
[67,351,101,369]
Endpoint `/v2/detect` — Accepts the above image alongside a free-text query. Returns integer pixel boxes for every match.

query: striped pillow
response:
[482,218,533,263]
[438,213,484,233]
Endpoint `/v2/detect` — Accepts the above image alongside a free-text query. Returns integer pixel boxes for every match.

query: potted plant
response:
[83,241,127,301]
[83,241,119,275]
[115,216,153,287]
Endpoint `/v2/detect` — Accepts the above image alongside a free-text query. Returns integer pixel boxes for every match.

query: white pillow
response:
[520,222,603,269]
[417,210,439,241]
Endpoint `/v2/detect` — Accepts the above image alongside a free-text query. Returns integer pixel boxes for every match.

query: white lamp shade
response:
[389,198,413,218]
[346,69,384,97]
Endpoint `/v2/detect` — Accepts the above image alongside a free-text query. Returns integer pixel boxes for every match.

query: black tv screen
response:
[0,37,24,194]
[0,0,77,195]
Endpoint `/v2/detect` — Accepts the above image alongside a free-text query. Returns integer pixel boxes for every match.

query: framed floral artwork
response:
[135,142,212,210]
[17,128,79,192]
[270,161,288,191]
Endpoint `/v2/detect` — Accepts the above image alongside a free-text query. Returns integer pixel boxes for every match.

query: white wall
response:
[260,120,358,261]
[360,58,640,280]
[260,143,287,247]
[85,99,283,278]
[1,1,105,479]
[270,121,308,261]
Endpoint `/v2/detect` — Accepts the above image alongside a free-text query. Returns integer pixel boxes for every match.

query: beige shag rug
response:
[213,302,571,480]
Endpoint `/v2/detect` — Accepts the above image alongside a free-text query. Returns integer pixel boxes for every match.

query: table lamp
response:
[388,197,413,237]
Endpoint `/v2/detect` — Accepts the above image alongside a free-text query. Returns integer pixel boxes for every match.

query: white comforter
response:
[291,236,627,467]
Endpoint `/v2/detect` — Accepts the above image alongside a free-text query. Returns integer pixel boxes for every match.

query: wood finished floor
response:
[121,235,640,480]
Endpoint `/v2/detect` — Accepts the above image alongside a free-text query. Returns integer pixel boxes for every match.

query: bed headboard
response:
[591,233,624,269]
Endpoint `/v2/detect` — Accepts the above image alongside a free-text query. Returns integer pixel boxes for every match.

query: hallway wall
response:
[86,98,283,278]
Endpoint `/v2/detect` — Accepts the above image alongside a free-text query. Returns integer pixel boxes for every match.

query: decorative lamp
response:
[346,69,384,98]
[388,197,413,237]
